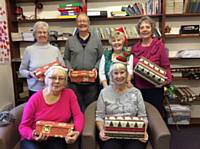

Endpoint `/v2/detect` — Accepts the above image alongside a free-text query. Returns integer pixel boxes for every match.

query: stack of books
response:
[165,104,191,125]
[57,2,82,19]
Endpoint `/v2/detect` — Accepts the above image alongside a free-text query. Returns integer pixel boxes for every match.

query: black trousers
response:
[20,138,67,149]
[140,87,164,113]
[100,139,146,149]
[69,82,100,112]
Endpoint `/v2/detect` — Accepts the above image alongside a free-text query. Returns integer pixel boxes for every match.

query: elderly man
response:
[64,12,103,112]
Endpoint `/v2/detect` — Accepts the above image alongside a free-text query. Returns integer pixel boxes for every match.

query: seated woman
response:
[96,62,148,149]
[99,28,133,88]
[18,66,84,149]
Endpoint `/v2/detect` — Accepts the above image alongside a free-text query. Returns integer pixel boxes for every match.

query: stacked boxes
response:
[165,104,191,125]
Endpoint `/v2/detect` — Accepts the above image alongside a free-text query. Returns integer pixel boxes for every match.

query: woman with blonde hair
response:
[96,62,148,149]
[99,28,133,88]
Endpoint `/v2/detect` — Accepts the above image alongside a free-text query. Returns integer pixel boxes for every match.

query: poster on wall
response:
[0,1,10,64]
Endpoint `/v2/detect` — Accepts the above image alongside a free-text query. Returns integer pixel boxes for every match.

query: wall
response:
[0,64,15,110]
[0,0,15,110]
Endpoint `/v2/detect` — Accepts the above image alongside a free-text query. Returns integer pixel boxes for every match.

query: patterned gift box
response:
[104,116,146,139]
[134,57,167,86]
[69,70,97,83]
[34,60,60,79]
[35,120,74,138]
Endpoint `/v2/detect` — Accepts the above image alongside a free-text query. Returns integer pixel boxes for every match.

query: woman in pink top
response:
[131,16,172,112]
[18,66,84,149]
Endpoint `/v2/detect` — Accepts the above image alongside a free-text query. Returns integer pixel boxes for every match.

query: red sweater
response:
[131,38,172,89]
[19,89,84,140]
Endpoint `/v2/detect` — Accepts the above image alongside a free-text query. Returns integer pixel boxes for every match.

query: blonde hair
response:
[109,62,128,84]
[108,30,125,45]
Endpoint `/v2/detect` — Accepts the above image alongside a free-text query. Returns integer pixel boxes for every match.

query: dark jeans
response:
[20,138,67,149]
[140,87,164,113]
[69,82,100,112]
[101,139,146,149]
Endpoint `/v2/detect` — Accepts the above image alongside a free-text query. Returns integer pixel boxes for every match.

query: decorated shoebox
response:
[104,116,146,139]
[165,104,191,125]
[134,57,167,86]
[69,70,97,83]
[35,120,74,138]
[34,60,60,79]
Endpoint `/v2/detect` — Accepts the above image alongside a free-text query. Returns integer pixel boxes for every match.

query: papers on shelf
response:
[165,27,180,35]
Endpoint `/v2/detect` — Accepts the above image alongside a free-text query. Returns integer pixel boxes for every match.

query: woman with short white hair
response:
[19,66,84,149]
[19,21,65,97]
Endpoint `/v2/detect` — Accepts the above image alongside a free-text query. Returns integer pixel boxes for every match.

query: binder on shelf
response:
[59,2,81,8]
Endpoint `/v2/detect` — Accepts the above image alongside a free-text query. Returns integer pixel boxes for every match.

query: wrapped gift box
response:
[35,120,74,138]
[134,57,167,86]
[69,70,97,83]
[104,116,146,139]
[165,104,191,125]
[34,60,60,79]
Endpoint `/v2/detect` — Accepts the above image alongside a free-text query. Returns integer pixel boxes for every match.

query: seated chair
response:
[82,101,171,149]
[0,103,79,149]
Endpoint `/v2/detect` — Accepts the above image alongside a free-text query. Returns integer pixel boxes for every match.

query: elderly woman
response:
[19,21,65,97]
[131,16,172,112]
[19,66,84,149]
[96,62,148,149]
[99,29,133,88]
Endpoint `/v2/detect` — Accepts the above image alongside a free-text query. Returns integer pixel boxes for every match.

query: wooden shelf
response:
[16,0,76,3]
[165,34,200,39]
[166,13,200,17]
[16,14,163,23]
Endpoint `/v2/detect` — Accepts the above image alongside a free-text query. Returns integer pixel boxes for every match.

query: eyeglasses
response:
[48,76,65,81]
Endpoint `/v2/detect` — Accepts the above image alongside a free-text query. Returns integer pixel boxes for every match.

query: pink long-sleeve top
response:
[131,38,172,89]
[18,89,84,140]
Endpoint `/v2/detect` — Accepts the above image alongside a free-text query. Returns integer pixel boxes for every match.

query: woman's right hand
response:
[99,129,110,141]
[29,71,36,78]
[32,130,48,141]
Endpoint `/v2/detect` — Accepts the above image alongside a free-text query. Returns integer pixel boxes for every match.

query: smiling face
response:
[110,31,125,53]
[45,69,67,93]
[111,69,127,86]
[139,21,153,39]
[110,63,128,86]
[76,13,90,33]
[35,26,49,44]
[111,37,124,52]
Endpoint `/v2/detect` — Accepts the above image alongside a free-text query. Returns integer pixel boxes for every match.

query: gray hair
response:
[33,21,49,37]
[44,66,68,85]
[136,16,156,35]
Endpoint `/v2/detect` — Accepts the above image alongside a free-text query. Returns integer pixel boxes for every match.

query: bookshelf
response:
[6,0,200,119]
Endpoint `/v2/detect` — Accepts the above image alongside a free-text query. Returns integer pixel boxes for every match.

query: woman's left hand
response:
[139,131,148,143]
[65,131,80,144]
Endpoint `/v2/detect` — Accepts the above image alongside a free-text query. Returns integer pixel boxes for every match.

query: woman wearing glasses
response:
[19,66,84,149]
